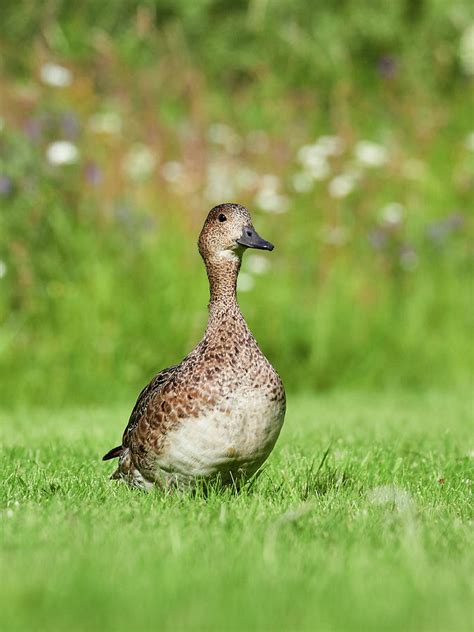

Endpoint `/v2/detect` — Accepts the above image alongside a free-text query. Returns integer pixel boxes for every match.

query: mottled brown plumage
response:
[103,203,285,489]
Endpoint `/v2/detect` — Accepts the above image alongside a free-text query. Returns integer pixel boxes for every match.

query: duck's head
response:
[198,203,273,262]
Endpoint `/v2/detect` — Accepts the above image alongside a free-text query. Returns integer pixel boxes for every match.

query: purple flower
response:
[368,228,388,250]
[0,175,12,196]
[24,117,43,141]
[84,162,102,186]
[60,113,80,139]
[378,55,397,79]
[426,213,465,245]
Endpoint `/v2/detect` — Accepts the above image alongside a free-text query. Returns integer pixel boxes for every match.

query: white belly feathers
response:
[155,388,284,482]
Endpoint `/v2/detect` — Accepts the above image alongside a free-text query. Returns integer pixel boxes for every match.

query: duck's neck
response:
[205,251,242,322]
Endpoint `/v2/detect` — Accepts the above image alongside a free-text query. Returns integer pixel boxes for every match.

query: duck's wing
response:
[102,364,179,461]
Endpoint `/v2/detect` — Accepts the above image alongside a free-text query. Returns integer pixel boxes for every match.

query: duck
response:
[103,203,286,489]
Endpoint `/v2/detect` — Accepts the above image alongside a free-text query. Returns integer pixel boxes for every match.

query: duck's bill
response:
[237,225,274,251]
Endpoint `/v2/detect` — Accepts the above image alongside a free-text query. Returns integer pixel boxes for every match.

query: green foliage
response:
[0,2,473,406]
[1,392,473,631]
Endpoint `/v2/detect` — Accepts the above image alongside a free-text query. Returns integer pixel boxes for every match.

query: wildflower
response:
[208,123,242,154]
[246,254,271,275]
[24,117,43,141]
[204,163,236,202]
[123,144,157,181]
[368,228,388,251]
[255,189,289,213]
[235,167,259,191]
[306,156,331,180]
[40,63,72,88]
[0,175,12,196]
[60,113,80,139]
[400,246,418,271]
[316,135,345,156]
[328,173,356,198]
[161,161,184,183]
[84,162,102,186]
[465,132,474,151]
[0,260,7,278]
[459,23,474,76]
[255,175,289,213]
[297,145,331,179]
[354,141,388,167]
[291,172,314,193]
[46,141,79,165]
[237,272,254,292]
[89,111,122,135]
[380,202,404,227]
[378,55,397,78]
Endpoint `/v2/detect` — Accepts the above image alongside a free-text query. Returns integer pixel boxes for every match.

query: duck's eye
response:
[218,214,227,222]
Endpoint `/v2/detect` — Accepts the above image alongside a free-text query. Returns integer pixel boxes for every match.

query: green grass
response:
[1,391,472,631]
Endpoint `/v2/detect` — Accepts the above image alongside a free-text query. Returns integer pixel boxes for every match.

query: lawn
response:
[1,390,472,632]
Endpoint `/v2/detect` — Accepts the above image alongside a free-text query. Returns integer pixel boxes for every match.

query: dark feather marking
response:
[102,445,123,461]
[101,365,178,461]
[122,364,179,447]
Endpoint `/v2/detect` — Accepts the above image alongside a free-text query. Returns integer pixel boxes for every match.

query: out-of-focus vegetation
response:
[0,1,473,406]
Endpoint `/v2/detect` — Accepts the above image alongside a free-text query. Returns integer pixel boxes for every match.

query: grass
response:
[1,390,472,631]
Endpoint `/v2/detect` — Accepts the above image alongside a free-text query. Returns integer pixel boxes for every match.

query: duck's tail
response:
[103,445,154,489]
[102,445,123,461]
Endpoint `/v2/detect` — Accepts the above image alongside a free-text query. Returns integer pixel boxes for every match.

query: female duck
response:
[103,203,285,488]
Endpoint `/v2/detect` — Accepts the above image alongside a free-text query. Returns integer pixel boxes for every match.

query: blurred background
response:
[0,1,472,408]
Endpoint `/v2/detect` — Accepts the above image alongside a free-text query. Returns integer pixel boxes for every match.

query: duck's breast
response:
[156,384,285,479]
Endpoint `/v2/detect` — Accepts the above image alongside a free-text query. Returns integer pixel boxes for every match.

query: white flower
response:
[400,249,418,271]
[123,144,157,181]
[161,161,184,183]
[380,202,404,226]
[46,141,79,165]
[328,173,356,198]
[297,145,331,179]
[465,132,474,151]
[316,135,345,156]
[246,254,271,275]
[237,272,254,292]
[204,163,236,202]
[208,123,242,154]
[260,174,280,190]
[235,167,259,190]
[354,140,388,167]
[0,260,6,279]
[307,156,331,180]
[88,111,122,135]
[291,171,314,193]
[459,23,474,76]
[255,189,289,213]
[40,63,72,88]
[254,174,289,213]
